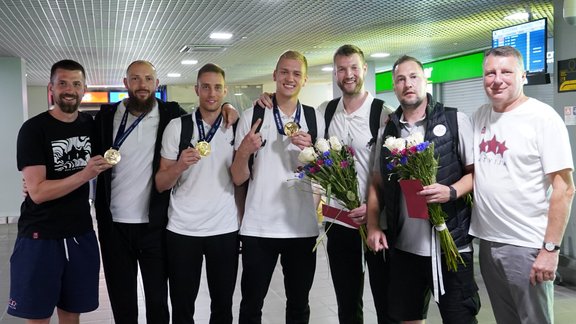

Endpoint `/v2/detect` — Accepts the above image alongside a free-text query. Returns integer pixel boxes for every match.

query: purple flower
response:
[347,146,355,157]
[340,161,349,168]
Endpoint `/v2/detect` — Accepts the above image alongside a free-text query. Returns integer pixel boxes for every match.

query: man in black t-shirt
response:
[8,60,112,323]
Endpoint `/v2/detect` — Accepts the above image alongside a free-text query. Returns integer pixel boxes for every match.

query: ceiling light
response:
[210,32,233,40]
[321,66,333,72]
[234,93,243,96]
[371,52,391,58]
[504,12,529,20]
[181,60,198,65]
[167,73,181,78]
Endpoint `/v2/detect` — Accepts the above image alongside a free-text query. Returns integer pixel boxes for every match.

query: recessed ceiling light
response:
[167,73,181,78]
[504,12,529,20]
[370,52,390,58]
[321,66,334,72]
[181,60,198,65]
[210,32,233,40]
[234,93,243,96]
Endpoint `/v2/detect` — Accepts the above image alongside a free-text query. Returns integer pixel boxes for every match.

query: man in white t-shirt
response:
[471,46,574,324]
[231,50,325,324]
[155,63,239,323]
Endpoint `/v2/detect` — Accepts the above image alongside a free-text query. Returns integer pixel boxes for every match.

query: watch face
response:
[544,242,559,251]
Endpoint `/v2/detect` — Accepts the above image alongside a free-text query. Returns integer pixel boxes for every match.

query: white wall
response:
[0,58,26,221]
[27,85,49,118]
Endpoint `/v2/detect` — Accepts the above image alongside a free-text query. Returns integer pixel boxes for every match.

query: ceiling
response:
[0,0,554,87]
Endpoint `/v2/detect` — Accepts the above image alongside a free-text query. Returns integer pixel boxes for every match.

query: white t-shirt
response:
[373,110,474,256]
[110,101,159,223]
[161,114,238,236]
[234,104,325,238]
[470,98,574,249]
[319,93,392,228]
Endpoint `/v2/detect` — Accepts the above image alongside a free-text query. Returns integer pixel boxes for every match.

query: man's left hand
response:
[530,249,559,285]
[290,131,312,150]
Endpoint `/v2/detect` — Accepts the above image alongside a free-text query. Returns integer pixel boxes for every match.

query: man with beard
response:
[94,60,239,323]
[366,55,480,323]
[9,60,112,322]
[318,45,396,324]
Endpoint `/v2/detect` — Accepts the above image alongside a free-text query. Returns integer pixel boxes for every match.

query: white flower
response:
[383,136,406,151]
[406,133,424,148]
[298,146,318,163]
[328,136,342,151]
[315,138,331,153]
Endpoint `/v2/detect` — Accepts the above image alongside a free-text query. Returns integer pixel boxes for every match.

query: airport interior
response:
[1,0,576,323]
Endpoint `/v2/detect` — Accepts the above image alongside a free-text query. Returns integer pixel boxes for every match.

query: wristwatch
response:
[543,242,560,252]
[448,185,457,201]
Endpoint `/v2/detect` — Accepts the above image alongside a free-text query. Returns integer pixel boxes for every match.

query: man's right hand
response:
[367,227,388,252]
[254,92,274,109]
[238,118,263,156]
[177,147,201,170]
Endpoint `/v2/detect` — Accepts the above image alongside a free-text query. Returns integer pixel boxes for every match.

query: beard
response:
[127,89,156,113]
[338,78,363,96]
[54,94,80,114]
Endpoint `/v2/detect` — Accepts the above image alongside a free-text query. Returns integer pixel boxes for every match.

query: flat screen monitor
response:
[492,18,547,74]
[109,91,162,103]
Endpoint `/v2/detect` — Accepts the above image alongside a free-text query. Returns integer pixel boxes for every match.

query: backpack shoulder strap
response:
[369,98,385,143]
[248,106,266,176]
[323,98,340,139]
[178,113,194,159]
[302,104,317,143]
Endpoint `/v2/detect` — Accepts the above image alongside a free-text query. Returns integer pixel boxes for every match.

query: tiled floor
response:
[1,221,576,323]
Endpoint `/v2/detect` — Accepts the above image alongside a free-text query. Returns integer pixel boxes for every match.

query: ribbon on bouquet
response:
[431,224,446,303]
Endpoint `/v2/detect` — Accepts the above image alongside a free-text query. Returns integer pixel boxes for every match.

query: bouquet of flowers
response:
[383,133,463,272]
[296,136,367,250]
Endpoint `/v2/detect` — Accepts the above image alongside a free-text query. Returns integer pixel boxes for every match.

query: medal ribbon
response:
[272,96,301,135]
[195,109,223,143]
[112,106,148,149]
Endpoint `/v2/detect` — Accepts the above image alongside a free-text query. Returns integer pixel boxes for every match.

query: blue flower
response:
[387,162,395,170]
[400,156,408,165]
[323,151,330,157]
[325,158,333,166]
[298,172,305,179]
[416,142,429,152]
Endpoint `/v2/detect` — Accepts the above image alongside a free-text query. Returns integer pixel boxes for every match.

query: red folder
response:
[399,179,429,219]
[322,204,360,229]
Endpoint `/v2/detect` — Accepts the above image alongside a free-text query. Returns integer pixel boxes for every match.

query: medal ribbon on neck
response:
[272,96,301,136]
[112,105,148,150]
[195,109,223,143]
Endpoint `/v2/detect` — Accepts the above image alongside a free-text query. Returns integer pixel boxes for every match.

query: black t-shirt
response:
[17,111,94,239]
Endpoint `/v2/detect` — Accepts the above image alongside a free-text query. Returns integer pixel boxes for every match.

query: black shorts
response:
[388,249,480,323]
[8,231,100,319]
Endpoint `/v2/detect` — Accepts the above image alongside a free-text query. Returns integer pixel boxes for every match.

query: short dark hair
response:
[50,60,86,83]
[333,44,365,64]
[392,55,424,76]
[484,46,524,72]
[197,63,226,81]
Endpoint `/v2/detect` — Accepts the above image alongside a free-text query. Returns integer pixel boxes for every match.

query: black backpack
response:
[324,97,384,146]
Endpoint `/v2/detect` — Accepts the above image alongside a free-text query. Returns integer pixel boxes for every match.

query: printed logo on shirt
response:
[8,298,17,309]
[478,133,508,165]
[52,136,91,172]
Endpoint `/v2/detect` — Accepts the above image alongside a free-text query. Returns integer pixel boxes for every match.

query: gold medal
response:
[104,148,121,165]
[196,141,211,157]
[284,121,300,137]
